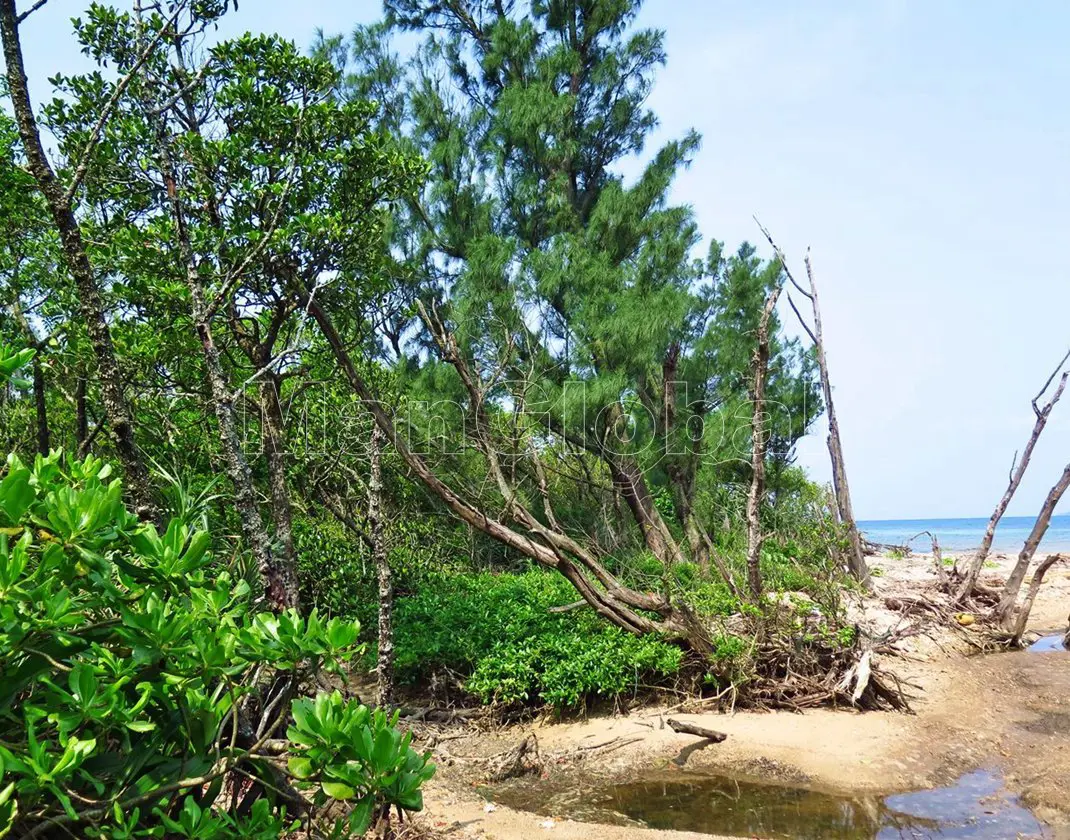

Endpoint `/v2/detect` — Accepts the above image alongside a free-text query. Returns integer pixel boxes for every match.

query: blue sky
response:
[14,1,1070,520]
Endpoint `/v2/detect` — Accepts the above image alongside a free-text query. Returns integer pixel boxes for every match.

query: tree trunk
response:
[745,284,781,599]
[369,422,394,707]
[30,356,49,455]
[805,257,870,589]
[259,373,298,577]
[1010,553,1065,645]
[992,462,1070,627]
[148,108,298,610]
[74,373,90,456]
[956,355,1068,602]
[0,0,154,517]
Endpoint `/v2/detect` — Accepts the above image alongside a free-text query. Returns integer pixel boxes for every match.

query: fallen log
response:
[864,539,911,557]
[666,718,727,743]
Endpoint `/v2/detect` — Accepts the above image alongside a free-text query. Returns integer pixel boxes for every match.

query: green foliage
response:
[0,450,430,837]
[287,692,434,832]
[0,346,34,389]
[390,570,683,709]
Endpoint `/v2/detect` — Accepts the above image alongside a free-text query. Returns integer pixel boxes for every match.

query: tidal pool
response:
[488,767,1049,839]
[1028,634,1068,652]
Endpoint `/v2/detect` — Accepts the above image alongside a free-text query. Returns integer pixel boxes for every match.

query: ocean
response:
[856,514,1070,554]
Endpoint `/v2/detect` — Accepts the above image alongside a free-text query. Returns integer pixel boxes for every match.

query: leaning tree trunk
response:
[745,284,782,598]
[992,461,1070,627]
[805,254,870,589]
[369,422,394,707]
[758,223,870,588]
[956,352,1068,602]
[293,285,715,658]
[0,0,154,517]
[1010,553,1065,645]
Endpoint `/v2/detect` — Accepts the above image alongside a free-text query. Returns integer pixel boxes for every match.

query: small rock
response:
[483,803,497,813]
[540,819,556,829]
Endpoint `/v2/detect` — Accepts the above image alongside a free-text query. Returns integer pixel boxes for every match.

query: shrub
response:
[389,570,683,709]
[0,450,432,838]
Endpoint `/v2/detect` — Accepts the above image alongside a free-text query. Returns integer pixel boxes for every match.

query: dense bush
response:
[0,449,433,838]
[388,570,684,709]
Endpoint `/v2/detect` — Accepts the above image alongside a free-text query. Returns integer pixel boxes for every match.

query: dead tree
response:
[0,0,156,517]
[745,283,782,598]
[993,461,1070,627]
[756,222,870,588]
[1010,554,1065,645]
[956,349,1069,603]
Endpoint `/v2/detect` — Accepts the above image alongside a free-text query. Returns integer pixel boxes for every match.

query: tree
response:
[0,0,156,518]
[40,3,421,608]
[308,0,821,654]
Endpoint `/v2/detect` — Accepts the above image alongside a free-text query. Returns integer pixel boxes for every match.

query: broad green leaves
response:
[0,347,34,390]
[287,691,435,829]
[0,450,387,838]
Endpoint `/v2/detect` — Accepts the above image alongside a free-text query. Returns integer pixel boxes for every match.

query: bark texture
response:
[369,422,394,707]
[745,284,781,598]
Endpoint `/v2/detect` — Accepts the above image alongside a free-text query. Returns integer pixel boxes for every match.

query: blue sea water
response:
[857,513,1070,553]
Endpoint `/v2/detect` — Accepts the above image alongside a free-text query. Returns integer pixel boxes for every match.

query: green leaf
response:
[286,757,314,780]
[320,781,355,800]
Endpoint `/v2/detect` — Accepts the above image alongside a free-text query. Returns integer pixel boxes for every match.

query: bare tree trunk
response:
[369,422,394,707]
[757,222,870,588]
[745,284,781,598]
[1010,553,1065,645]
[804,254,870,589]
[956,351,1069,602]
[993,462,1070,627]
[0,1,154,517]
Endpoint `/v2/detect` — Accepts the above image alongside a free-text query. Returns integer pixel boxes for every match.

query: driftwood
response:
[909,531,946,586]
[487,734,541,782]
[667,718,728,743]
[864,539,911,557]
[757,222,870,588]
[956,348,1070,603]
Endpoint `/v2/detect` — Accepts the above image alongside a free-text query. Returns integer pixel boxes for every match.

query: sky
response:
[13,0,1070,520]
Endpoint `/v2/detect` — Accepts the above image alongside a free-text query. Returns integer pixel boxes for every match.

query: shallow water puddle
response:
[488,767,1048,839]
[1028,634,1068,652]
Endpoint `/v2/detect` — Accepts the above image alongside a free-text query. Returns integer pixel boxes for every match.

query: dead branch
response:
[487,734,541,782]
[957,348,1069,602]
[755,220,870,588]
[666,718,728,743]
[993,462,1070,626]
